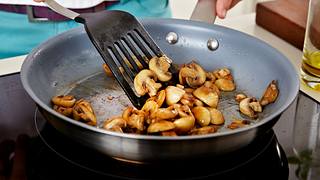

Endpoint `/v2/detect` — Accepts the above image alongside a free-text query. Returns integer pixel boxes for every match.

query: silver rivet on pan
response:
[207,38,219,51]
[166,32,178,44]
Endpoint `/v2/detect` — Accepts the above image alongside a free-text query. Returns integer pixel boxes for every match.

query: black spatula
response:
[44,0,173,108]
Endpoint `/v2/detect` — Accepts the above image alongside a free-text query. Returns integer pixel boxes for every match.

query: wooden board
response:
[256,0,308,50]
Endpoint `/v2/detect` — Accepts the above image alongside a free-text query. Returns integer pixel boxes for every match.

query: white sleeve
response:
[0,0,116,9]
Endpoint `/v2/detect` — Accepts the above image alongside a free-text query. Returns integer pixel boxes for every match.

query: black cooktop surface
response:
[23,110,289,180]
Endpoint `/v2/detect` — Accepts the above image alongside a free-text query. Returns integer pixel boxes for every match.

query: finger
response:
[216,0,232,18]
[10,135,29,180]
[0,140,15,176]
[216,0,239,19]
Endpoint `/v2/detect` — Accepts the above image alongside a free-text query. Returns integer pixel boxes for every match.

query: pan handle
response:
[44,0,80,20]
[190,0,216,23]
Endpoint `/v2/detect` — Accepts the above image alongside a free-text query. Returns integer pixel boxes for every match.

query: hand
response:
[0,135,29,180]
[216,0,241,19]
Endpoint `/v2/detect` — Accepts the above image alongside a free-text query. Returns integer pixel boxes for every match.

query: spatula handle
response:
[190,0,216,23]
[44,0,80,20]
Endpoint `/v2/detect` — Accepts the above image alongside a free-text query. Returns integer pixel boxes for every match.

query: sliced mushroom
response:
[141,100,158,118]
[103,117,127,133]
[235,93,247,103]
[249,101,262,113]
[176,104,193,117]
[193,86,219,108]
[239,97,259,119]
[260,80,279,106]
[127,110,145,131]
[213,68,233,80]
[134,69,162,97]
[53,105,73,117]
[161,131,178,136]
[72,99,97,126]
[203,81,220,96]
[154,106,178,120]
[155,90,166,107]
[206,72,216,82]
[174,116,195,134]
[208,108,225,125]
[122,107,134,121]
[179,62,206,87]
[184,88,194,94]
[147,120,175,133]
[180,92,196,107]
[194,99,204,106]
[215,79,235,91]
[52,95,76,108]
[189,126,217,135]
[227,119,251,130]
[192,106,211,127]
[149,56,172,82]
[147,90,166,107]
[165,86,185,106]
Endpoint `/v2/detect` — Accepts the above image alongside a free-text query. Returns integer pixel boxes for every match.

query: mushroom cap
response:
[165,86,185,106]
[173,116,195,134]
[239,97,257,119]
[149,56,172,82]
[103,117,127,130]
[179,62,206,88]
[215,79,236,91]
[52,95,76,108]
[193,86,219,108]
[147,120,175,133]
[192,106,211,127]
[134,69,161,96]
[208,108,225,125]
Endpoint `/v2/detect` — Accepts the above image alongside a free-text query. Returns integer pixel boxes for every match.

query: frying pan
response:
[21,18,299,162]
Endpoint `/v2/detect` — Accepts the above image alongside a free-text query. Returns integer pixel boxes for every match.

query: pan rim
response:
[21,18,300,140]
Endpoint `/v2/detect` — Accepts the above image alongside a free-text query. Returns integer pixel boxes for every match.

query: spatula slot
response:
[121,36,149,69]
[134,29,163,57]
[128,31,153,60]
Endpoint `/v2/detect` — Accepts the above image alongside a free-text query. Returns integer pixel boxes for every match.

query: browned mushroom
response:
[179,62,206,87]
[208,108,225,125]
[174,116,195,134]
[235,93,247,103]
[161,131,178,136]
[149,56,172,82]
[213,68,233,80]
[53,105,73,117]
[239,97,261,119]
[227,119,251,130]
[215,79,236,91]
[103,117,127,133]
[192,106,211,127]
[127,110,145,131]
[141,100,159,119]
[154,106,178,120]
[52,95,76,108]
[147,120,175,133]
[134,69,162,96]
[193,86,219,108]
[189,126,217,135]
[165,86,185,106]
[260,80,279,106]
[72,99,97,126]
